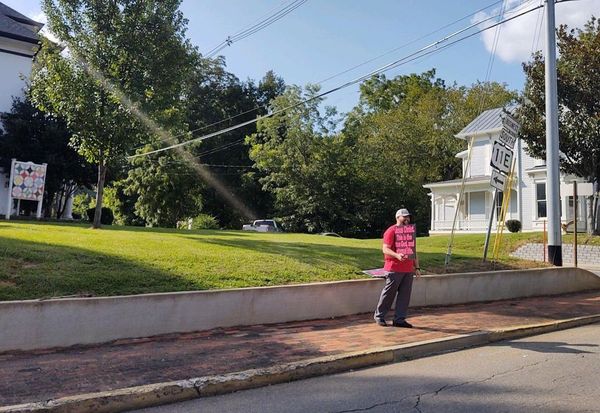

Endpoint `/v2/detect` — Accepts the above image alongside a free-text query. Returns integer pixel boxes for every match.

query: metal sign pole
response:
[5,159,16,220]
[482,189,498,262]
[573,181,578,267]
[36,163,48,219]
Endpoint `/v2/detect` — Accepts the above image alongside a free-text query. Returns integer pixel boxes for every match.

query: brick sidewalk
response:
[2,291,600,407]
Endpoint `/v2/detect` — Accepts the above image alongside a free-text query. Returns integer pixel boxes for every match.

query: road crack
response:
[332,359,552,413]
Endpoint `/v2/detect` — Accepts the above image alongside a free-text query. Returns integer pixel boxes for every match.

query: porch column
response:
[453,192,458,229]
[517,137,523,223]
[429,193,435,231]
[63,194,74,220]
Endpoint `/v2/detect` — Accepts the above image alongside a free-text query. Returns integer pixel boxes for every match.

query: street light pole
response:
[544,0,562,266]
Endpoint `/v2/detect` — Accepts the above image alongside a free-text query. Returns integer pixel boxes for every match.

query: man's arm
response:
[382,243,405,261]
[414,253,421,276]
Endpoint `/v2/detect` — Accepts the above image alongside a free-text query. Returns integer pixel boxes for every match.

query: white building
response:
[424,108,592,233]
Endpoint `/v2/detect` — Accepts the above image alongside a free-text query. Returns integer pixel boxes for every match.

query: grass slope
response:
[0,221,550,301]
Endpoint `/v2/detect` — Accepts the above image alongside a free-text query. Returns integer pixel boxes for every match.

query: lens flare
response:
[70,52,257,221]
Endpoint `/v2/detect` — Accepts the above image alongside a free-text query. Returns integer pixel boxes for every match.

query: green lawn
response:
[0,221,552,301]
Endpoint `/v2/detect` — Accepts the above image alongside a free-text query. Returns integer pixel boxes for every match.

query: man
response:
[374,208,420,327]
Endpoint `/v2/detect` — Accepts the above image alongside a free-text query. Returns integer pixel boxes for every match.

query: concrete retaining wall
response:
[1,268,599,353]
[511,243,600,265]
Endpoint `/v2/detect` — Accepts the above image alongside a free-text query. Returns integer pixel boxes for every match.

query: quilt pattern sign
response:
[11,161,47,201]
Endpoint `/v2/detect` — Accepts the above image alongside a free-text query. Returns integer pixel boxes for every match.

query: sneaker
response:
[375,318,387,327]
[392,320,413,328]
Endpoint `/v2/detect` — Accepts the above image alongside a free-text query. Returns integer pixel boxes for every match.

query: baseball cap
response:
[395,208,411,218]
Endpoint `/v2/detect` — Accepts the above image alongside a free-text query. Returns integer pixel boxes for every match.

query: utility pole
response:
[544,0,562,266]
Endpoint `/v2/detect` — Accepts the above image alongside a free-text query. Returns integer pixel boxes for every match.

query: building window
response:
[536,182,547,218]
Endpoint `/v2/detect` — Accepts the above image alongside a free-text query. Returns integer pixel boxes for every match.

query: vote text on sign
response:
[490,141,513,174]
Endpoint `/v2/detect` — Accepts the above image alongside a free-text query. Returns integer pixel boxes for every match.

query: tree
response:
[30,0,194,228]
[119,60,287,228]
[124,154,203,227]
[248,84,367,234]
[185,66,286,227]
[517,18,600,233]
[0,98,94,218]
[343,71,516,234]
[247,71,516,237]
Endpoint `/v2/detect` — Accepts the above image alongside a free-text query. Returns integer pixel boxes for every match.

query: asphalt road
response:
[134,324,600,413]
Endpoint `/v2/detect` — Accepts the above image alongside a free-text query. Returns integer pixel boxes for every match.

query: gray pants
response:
[374,272,414,323]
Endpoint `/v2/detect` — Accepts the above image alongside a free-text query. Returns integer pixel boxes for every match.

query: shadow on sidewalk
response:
[498,340,598,355]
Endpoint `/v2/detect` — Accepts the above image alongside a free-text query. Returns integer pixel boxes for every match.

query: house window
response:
[536,182,547,218]
[496,191,504,221]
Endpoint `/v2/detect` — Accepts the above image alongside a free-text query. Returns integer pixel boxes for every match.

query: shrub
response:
[72,193,94,217]
[505,219,522,233]
[86,207,115,225]
[190,214,219,230]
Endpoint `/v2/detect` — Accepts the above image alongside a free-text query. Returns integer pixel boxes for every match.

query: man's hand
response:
[415,268,422,277]
[396,253,406,261]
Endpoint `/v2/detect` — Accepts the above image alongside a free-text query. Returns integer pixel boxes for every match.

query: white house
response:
[423,107,592,234]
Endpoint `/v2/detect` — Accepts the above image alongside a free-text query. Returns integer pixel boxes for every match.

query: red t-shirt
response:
[382,224,415,273]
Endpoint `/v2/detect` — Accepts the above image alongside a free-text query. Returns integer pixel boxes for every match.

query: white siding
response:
[0,51,31,113]
[468,137,490,177]
[469,192,486,220]
[520,143,543,231]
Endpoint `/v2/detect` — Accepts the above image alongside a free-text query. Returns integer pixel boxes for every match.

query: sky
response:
[5,0,600,113]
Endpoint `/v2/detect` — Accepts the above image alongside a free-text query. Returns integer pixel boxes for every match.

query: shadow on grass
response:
[182,235,495,275]
[0,236,207,301]
[183,235,383,270]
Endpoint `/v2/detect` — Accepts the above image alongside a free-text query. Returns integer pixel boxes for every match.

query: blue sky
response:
[5,0,600,113]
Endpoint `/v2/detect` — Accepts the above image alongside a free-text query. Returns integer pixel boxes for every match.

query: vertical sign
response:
[395,224,417,259]
[5,160,48,220]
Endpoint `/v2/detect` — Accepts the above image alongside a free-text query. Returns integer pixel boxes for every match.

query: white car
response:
[242,219,282,232]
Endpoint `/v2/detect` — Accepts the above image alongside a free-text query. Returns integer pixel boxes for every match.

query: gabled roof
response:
[455,105,517,140]
[0,2,43,45]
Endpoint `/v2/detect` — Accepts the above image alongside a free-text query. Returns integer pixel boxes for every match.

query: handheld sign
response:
[362,268,388,278]
[395,224,417,259]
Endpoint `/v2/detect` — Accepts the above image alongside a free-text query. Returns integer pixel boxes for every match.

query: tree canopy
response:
[248,70,516,237]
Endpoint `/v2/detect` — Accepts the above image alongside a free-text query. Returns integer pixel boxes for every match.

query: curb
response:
[2,314,599,413]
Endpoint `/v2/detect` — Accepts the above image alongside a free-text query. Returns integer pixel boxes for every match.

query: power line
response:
[204,0,308,58]
[161,162,253,168]
[130,1,515,157]
[315,0,505,85]
[130,2,546,160]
